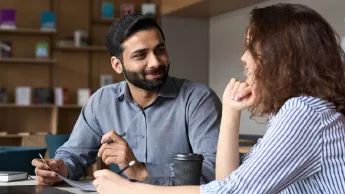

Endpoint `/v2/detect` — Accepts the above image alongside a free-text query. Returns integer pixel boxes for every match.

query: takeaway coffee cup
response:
[173,153,204,186]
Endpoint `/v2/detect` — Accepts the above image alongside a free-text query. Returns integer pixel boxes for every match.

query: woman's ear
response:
[111,56,123,74]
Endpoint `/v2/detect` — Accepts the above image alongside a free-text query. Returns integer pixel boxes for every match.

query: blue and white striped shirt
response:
[201,96,345,193]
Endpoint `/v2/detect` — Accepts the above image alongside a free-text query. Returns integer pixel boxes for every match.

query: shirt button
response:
[154,180,160,185]
[141,136,145,139]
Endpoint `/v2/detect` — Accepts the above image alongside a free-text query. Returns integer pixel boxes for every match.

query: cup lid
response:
[173,153,204,161]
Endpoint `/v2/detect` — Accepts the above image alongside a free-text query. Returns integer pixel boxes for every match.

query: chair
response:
[44,134,70,158]
[45,134,121,173]
[0,146,47,175]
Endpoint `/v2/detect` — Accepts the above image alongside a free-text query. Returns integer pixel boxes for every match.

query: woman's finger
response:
[231,81,241,99]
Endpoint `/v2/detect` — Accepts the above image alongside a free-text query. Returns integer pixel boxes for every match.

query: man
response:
[32,14,221,186]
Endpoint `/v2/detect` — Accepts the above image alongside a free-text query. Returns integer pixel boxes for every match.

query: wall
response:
[161,16,209,85]
[209,0,345,135]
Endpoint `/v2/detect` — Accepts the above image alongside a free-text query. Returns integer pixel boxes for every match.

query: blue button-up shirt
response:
[55,76,222,185]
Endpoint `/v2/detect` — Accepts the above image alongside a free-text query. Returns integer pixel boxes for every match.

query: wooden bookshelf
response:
[0,57,56,64]
[0,28,56,36]
[0,0,161,175]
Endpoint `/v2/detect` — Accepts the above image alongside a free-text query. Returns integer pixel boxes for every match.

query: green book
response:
[35,42,49,57]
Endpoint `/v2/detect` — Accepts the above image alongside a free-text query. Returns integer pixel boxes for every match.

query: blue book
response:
[40,11,56,31]
[101,2,114,18]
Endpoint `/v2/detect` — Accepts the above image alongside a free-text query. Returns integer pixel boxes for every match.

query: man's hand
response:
[31,158,68,185]
[97,131,148,181]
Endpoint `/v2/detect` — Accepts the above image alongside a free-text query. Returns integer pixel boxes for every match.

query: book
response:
[15,87,31,105]
[141,3,156,18]
[40,11,56,31]
[33,88,53,104]
[0,171,27,182]
[17,132,31,136]
[0,9,16,29]
[100,74,113,87]
[0,88,7,103]
[120,3,135,17]
[54,87,69,106]
[35,42,49,58]
[77,88,91,106]
[0,131,8,136]
[0,40,12,58]
[101,2,115,18]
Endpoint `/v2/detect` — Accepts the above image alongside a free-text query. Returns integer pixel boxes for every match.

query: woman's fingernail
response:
[239,93,242,98]
[234,96,239,101]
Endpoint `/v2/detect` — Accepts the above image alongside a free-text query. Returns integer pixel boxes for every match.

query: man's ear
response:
[111,56,123,74]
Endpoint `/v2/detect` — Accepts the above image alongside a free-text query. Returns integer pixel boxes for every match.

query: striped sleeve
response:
[201,99,323,194]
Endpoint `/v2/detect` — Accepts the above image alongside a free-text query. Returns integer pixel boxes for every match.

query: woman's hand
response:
[222,78,256,111]
[93,169,134,194]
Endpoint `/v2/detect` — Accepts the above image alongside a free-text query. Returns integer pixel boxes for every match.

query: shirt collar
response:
[117,76,178,102]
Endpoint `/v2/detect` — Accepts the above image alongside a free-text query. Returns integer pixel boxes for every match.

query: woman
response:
[93,3,345,193]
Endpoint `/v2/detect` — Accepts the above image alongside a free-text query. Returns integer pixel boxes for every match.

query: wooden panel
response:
[56,0,90,39]
[56,54,89,104]
[91,52,124,91]
[57,109,81,134]
[21,135,46,147]
[0,0,50,28]
[1,108,53,134]
[1,64,51,103]
[0,137,22,146]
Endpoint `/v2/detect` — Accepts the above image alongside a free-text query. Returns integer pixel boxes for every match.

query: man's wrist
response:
[135,162,148,181]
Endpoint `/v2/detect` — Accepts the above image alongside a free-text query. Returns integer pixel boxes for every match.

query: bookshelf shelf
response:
[0,28,56,36]
[0,134,23,138]
[0,104,55,108]
[55,45,107,52]
[0,104,83,109]
[58,104,82,109]
[0,57,56,64]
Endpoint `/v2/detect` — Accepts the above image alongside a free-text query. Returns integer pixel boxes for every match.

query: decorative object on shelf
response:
[100,74,113,87]
[40,11,56,31]
[15,87,31,105]
[101,2,115,19]
[54,87,69,106]
[74,30,89,46]
[141,3,156,18]
[0,8,16,29]
[0,131,7,136]
[120,3,135,17]
[35,42,49,58]
[0,88,7,103]
[77,88,91,106]
[0,40,12,58]
[33,88,53,104]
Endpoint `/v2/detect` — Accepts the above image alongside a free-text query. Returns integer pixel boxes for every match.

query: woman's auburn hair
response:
[246,3,345,117]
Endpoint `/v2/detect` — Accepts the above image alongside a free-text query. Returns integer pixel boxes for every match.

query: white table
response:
[0,176,97,194]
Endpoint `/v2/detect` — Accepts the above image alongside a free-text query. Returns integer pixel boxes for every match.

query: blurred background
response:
[0,0,344,176]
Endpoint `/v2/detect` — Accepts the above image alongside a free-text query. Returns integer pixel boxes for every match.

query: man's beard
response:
[122,63,170,91]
